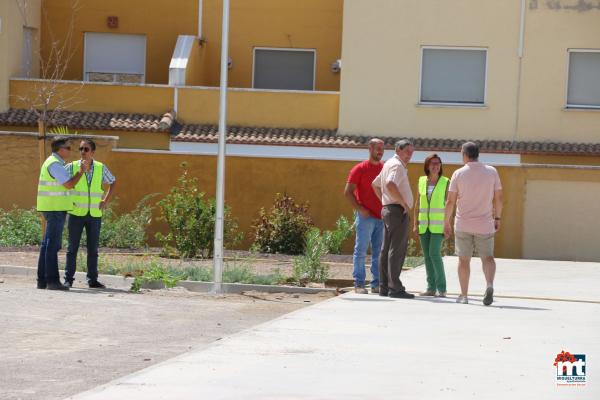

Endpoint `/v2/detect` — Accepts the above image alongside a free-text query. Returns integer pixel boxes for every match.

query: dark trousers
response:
[65,214,102,283]
[37,211,67,285]
[379,205,410,294]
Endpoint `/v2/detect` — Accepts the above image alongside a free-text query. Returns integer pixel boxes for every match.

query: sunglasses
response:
[79,147,91,153]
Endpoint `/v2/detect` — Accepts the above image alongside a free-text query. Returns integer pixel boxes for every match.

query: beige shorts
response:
[455,231,495,257]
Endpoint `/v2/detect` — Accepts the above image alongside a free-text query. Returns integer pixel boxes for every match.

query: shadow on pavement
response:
[68,287,131,295]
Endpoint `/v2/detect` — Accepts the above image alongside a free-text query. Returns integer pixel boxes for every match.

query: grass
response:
[74,252,287,289]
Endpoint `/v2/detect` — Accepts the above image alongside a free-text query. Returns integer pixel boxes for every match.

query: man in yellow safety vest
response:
[37,137,90,290]
[63,138,116,289]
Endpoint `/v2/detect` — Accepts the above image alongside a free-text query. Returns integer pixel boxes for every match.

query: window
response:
[253,48,315,91]
[420,47,487,105]
[84,33,146,83]
[567,50,600,109]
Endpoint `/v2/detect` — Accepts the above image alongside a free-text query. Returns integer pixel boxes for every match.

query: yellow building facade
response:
[39,0,343,90]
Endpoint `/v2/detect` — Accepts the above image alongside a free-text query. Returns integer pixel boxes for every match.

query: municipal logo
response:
[555,350,586,386]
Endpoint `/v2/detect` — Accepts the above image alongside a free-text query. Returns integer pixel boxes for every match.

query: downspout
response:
[173,86,178,115]
[513,0,526,147]
[198,0,203,39]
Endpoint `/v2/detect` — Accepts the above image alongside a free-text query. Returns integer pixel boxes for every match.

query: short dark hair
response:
[51,137,69,153]
[81,138,96,151]
[395,139,413,150]
[461,141,479,160]
[424,154,443,177]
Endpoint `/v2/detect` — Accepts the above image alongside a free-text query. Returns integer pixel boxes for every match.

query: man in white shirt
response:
[372,139,415,299]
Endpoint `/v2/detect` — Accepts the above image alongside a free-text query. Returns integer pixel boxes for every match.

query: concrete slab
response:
[70,259,600,400]
[401,257,600,302]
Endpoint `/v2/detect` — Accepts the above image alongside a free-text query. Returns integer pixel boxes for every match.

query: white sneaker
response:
[354,287,368,294]
[456,295,468,304]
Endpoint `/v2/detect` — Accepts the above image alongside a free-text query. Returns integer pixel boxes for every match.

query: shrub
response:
[131,261,182,292]
[407,238,419,257]
[441,238,456,257]
[0,207,41,246]
[292,228,330,284]
[252,193,313,255]
[99,195,156,249]
[155,163,242,259]
[323,215,354,254]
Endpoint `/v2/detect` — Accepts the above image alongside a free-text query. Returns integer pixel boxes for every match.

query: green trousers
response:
[419,230,446,293]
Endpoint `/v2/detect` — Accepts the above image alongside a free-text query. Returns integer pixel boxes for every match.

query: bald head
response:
[368,138,384,163]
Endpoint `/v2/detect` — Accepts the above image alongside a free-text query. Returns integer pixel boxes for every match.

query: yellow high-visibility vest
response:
[68,160,104,217]
[418,175,449,234]
[36,155,73,211]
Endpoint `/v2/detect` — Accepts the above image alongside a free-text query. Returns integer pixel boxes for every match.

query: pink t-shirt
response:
[448,162,502,235]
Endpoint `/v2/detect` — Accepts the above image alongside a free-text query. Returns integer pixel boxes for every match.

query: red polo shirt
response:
[347,160,384,219]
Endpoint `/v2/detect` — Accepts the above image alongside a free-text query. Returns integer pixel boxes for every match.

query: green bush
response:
[155,163,242,259]
[323,215,354,254]
[252,193,313,255]
[131,261,182,292]
[292,228,330,284]
[99,195,156,248]
[0,207,42,246]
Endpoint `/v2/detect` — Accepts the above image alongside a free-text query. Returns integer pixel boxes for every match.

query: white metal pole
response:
[212,0,230,294]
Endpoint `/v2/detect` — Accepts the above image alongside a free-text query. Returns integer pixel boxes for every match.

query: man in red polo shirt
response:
[344,138,385,294]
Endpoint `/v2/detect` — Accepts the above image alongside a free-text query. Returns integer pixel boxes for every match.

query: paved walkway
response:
[70,258,600,400]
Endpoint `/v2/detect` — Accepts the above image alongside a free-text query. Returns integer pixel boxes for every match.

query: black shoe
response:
[389,291,415,299]
[47,282,70,291]
[63,279,73,288]
[88,280,106,289]
[36,281,47,289]
[379,290,389,297]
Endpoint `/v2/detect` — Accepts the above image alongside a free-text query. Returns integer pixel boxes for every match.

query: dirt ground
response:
[0,248,359,280]
[0,274,334,400]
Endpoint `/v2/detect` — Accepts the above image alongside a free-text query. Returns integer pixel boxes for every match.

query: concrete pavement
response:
[70,258,600,400]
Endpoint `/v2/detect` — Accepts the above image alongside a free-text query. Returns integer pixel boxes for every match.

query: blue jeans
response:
[65,214,102,283]
[37,211,67,285]
[352,212,383,288]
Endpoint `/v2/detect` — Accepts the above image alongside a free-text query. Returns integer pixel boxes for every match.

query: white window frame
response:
[418,46,488,107]
[252,47,317,91]
[565,48,600,110]
[83,32,147,84]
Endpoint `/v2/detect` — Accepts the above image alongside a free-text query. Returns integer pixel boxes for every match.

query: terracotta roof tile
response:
[0,108,172,132]
[1,108,599,156]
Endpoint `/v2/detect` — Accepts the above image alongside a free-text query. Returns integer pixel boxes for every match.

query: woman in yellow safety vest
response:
[413,154,449,297]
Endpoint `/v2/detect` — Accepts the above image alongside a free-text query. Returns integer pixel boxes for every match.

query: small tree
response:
[252,193,313,255]
[155,163,242,259]
[13,0,84,163]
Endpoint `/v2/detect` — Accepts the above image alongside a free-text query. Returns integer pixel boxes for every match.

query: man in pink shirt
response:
[444,142,503,306]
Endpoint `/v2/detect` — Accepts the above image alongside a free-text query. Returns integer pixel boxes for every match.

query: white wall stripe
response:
[164,142,521,165]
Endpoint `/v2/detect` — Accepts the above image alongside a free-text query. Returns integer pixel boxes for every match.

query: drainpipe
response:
[198,0,203,39]
[513,0,526,147]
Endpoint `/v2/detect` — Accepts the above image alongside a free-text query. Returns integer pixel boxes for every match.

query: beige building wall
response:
[523,179,600,262]
[0,0,41,112]
[517,1,600,143]
[339,0,600,144]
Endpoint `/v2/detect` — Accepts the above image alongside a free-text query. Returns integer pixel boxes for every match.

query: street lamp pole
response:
[212,0,230,294]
